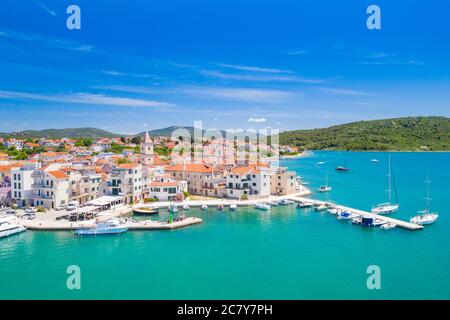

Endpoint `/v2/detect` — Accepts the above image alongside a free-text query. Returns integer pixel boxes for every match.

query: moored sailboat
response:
[410,171,439,225]
[371,155,399,215]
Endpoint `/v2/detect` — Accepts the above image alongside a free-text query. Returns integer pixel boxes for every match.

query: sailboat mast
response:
[425,168,431,212]
[387,154,392,203]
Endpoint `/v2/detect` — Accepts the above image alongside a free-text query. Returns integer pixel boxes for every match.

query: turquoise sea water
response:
[1,151,449,299]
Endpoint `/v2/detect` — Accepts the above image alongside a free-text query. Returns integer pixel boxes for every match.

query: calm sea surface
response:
[1,151,449,299]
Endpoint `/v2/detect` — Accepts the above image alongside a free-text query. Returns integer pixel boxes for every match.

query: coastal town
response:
[0,131,311,232]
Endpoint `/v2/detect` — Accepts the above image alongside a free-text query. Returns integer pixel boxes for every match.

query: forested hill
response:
[279,117,450,151]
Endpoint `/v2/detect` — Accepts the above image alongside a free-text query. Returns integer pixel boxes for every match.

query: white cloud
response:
[248,117,267,123]
[202,70,325,84]
[318,87,375,96]
[0,29,95,52]
[38,3,56,16]
[0,90,172,108]
[286,50,308,55]
[181,86,296,103]
[215,63,292,74]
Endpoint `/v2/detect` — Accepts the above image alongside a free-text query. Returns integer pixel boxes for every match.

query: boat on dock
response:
[410,171,439,225]
[279,199,294,205]
[133,207,159,215]
[352,216,387,227]
[0,218,26,239]
[74,218,129,236]
[255,203,271,211]
[371,155,399,215]
[315,204,328,212]
[336,211,358,220]
[327,208,341,215]
[297,202,312,208]
[380,222,397,230]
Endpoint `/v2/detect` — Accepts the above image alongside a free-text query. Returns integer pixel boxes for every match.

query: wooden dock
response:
[288,196,423,231]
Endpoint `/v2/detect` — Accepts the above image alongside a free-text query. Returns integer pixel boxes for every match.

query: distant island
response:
[1,116,449,151]
[279,116,450,152]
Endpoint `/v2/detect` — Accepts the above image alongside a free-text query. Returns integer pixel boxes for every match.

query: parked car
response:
[25,207,38,214]
[67,201,79,211]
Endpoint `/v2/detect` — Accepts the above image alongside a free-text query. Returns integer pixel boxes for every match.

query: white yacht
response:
[410,172,439,225]
[255,203,271,211]
[372,155,399,215]
[0,218,26,239]
[318,174,332,193]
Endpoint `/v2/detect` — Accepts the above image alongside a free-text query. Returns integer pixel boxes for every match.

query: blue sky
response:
[0,0,449,134]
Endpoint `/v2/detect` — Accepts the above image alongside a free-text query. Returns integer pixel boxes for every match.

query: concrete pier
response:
[288,196,423,231]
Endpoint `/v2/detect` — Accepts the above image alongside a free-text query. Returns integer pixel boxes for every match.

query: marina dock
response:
[19,216,202,231]
[287,196,424,231]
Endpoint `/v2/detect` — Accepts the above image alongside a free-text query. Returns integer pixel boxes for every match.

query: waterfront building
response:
[164,163,224,196]
[107,163,143,204]
[32,170,70,210]
[225,164,271,199]
[148,176,187,201]
[11,166,35,207]
[270,166,300,196]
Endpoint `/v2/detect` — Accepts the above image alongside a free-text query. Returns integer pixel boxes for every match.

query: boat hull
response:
[0,225,26,239]
[74,227,128,236]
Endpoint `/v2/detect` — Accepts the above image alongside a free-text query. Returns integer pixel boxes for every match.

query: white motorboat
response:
[315,204,328,212]
[336,211,358,220]
[317,161,325,165]
[371,159,379,163]
[255,203,271,211]
[74,218,128,236]
[327,208,341,215]
[201,204,208,210]
[279,199,294,205]
[380,222,397,230]
[410,170,439,226]
[0,218,26,239]
[372,155,399,215]
[297,202,312,208]
[229,204,237,211]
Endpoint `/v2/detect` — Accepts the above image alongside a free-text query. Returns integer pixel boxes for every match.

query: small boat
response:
[336,211,358,220]
[317,161,325,165]
[74,219,128,236]
[217,204,225,211]
[318,186,332,192]
[279,199,294,205]
[352,216,387,227]
[335,160,351,172]
[255,203,271,211]
[327,208,341,215]
[410,170,439,225]
[0,218,26,239]
[182,203,190,210]
[133,207,159,215]
[371,159,379,163]
[169,204,178,213]
[268,201,279,206]
[201,204,208,210]
[380,222,396,230]
[229,204,237,211]
[315,204,328,212]
[371,155,399,215]
[297,202,312,208]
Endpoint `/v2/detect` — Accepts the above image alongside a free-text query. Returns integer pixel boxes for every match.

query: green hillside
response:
[0,128,118,139]
[279,117,450,151]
